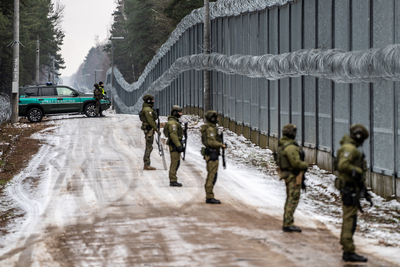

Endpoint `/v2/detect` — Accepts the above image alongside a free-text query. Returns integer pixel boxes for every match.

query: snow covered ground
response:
[176,114,400,263]
[0,111,398,266]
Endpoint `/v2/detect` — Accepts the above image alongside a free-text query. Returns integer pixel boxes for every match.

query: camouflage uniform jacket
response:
[200,122,223,149]
[337,134,366,185]
[278,136,308,179]
[140,103,158,132]
[165,115,183,147]
[94,88,103,101]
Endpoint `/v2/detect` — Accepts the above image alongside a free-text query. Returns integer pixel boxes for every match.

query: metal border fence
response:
[105,0,400,197]
[0,93,12,127]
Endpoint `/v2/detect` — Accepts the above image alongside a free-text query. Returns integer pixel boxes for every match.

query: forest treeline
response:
[79,0,215,85]
[0,0,65,96]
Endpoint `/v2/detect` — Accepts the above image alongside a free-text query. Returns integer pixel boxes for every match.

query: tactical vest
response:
[201,125,221,147]
[275,142,304,171]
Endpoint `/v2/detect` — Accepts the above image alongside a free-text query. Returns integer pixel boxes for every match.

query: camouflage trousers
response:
[95,99,102,115]
[205,155,219,199]
[169,148,181,183]
[340,204,358,253]
[143,129,154,166]
[283,175,301,227]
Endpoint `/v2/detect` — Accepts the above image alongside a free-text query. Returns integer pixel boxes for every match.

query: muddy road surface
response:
[0,114,394,266]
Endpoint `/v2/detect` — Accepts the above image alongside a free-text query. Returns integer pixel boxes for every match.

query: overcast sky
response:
[59,0,117,77]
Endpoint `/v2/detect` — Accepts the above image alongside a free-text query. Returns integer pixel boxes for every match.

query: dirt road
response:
[0,115,394,266]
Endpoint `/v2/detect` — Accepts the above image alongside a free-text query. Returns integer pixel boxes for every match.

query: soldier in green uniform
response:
[336,124,369,262]
[277,124,308,232]
[200,110,226,204]
[164,105,184,187]
[93,83,104,117]
[139,94,160,170]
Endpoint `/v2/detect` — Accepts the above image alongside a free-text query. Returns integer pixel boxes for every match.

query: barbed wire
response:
[0,93,12,127]
[108,0,295,95]
[107,44,400,114]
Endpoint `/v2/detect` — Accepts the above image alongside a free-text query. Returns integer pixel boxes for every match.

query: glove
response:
[177,146,184,153]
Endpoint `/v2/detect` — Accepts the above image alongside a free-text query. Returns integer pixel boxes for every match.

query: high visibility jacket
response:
[99,86,105,95]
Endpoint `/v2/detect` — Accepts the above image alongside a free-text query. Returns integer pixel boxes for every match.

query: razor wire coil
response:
[107,44,400,114]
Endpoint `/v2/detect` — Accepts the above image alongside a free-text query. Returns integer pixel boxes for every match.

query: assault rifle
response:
[220,132,227,169]
[352,168,373,211]
[182,122,188,160]
[156,109,167,170]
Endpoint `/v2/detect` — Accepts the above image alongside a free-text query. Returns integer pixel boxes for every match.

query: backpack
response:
[274,142,295,170]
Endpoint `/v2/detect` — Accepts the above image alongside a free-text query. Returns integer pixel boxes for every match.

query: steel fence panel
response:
[317,0,333,151]
[193,26,198,108]
[397,1,400,178]
[187,30,192,108]
[249,12,259,130]
[350,0,371,163]
[234,15,243,125]
[199,23,204,109]
[229,17,236,120]
[303,0,317,147]
[211,19,218,111]
[279,7,290,130]
[332,0,350,155]
[258,11,269,134]
[290,2,303,142]
[269,8,279,137]
[373,82,395,175]
[397,82,400,177]
[371,0,395,175]
[223,17,230,117]
[333,83,350,155]
[185,30,190,109]
[242,14,251,127]
[217,18,224,114]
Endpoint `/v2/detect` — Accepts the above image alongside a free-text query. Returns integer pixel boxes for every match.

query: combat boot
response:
[143,165,156,170]
[170,182,182,187]
[100,113,105,117]
[206,198,221,204]
[282,226,302,232]
[342,253,368,262]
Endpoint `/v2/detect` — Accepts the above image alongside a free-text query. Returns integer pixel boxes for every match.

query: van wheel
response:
[84,103,97,117]
[27,108,43,122]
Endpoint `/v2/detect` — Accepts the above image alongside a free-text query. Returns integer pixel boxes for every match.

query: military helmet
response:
[205,110,218,123]
[170,105,183,117]
[282,123,297,139]
[143,94,154,104]
[350,123,369,144]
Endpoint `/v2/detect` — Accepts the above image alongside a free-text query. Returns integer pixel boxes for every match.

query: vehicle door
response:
[56,86,81,112]
[38,87,57,113]
[18,87,39,115]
